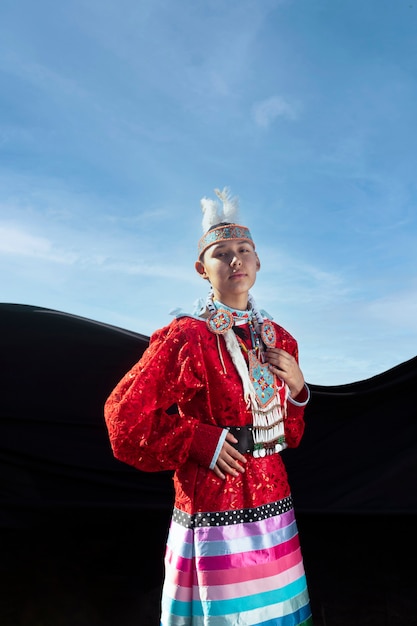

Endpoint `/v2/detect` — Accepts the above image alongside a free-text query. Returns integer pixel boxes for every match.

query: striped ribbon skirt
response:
[160,495,313,625]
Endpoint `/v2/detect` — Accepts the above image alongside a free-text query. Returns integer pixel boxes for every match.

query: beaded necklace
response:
[204,291,287,457]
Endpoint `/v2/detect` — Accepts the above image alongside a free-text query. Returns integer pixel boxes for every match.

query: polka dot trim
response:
[172,496,293,528]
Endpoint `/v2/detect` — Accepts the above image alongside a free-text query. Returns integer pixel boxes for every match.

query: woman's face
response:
[195,239,260,309]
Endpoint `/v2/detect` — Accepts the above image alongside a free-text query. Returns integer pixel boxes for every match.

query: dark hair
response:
[207,221,233,232]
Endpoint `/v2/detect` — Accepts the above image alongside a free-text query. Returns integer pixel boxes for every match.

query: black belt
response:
[227,425,254,454]
[227,425,286,457]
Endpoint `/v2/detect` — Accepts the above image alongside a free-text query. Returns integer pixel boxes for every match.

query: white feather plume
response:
[215,187,240,223]
[201,196,221,233]
[200,187,240,232]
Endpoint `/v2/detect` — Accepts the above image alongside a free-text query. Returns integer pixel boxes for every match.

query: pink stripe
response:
[163,582,193,603]
[164,555,306,603]
[164,561,194,590]
[164,544,193,574]
[164,533,302,590]
[194,545,303,587]
[193,560,307,601]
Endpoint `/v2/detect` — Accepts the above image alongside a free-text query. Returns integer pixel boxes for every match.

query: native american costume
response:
[104,188,313,625]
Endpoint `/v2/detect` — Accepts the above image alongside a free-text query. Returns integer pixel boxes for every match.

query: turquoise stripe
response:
[161,592,194,617]
[195,576,308,616]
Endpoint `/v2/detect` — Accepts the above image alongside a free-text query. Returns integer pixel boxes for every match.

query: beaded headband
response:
[198,223,254,257]
[197,187,255,258]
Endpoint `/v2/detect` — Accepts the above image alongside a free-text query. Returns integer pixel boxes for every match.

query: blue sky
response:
[1,0,416,386]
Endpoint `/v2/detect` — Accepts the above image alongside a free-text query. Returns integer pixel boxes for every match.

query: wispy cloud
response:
[252,96,298,128]
[366,290,417,332]
[0,224,78,264]
[0,216,197,285]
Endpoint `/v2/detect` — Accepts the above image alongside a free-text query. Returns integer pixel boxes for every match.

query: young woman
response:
[104,188,313,625]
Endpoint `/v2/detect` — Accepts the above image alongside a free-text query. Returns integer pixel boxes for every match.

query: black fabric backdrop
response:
[2,302,416,526]
[1,303,417,625]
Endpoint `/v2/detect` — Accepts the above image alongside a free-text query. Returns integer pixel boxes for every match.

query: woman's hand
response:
[213,432,247,480]
[265,347,305,399]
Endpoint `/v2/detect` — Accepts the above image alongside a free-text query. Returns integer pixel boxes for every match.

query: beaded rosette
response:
[206,308,235,334]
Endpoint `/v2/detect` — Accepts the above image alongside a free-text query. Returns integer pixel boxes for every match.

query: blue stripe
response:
[254,600,312,626]
[167,516,298,560]
[166,522,194,559]
[195,520,298,557]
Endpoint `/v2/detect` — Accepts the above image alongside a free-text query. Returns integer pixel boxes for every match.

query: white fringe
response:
[223,329,256,408]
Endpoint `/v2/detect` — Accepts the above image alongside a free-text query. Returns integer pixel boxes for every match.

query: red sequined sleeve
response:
[104,321,224,473]
[285,395,307,448]
[274,322,307,449]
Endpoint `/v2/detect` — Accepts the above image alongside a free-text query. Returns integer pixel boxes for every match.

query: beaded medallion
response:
[261,320,276,348]
[206,309,234,334]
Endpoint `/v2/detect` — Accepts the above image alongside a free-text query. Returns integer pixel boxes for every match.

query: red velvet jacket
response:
[104,316,307,515]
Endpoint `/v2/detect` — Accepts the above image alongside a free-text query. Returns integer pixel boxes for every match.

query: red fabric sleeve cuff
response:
[288,383,310,407]
[189,422,224,468]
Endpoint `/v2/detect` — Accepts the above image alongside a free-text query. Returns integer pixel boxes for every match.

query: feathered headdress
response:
[197,187,255,258]
[201,187,240,232]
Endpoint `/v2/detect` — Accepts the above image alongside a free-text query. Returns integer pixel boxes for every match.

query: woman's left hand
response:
[264,347,305,398]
